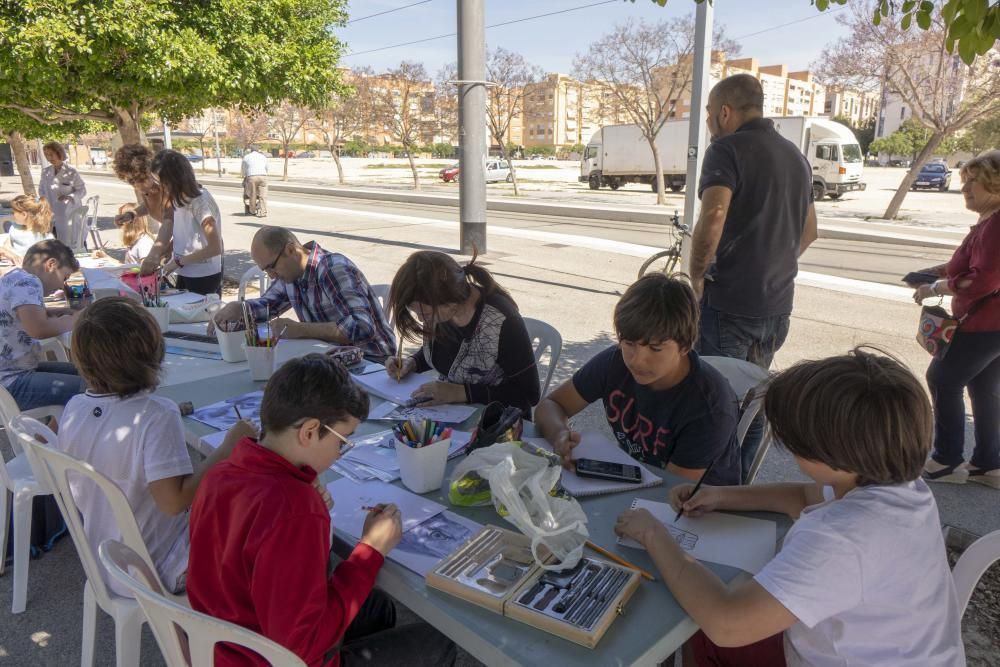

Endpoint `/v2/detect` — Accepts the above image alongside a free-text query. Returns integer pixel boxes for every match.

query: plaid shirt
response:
[248,242,395,358]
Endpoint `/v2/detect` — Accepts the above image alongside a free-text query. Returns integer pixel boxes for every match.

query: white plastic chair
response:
[370,283,393,330]
[15,415,185,667]
[99,539,308,667]
[952,529,1000,619]
[702,356,771,484]
[237,266,270,301]
[0,386,64,613]
[38,336,70,362]
[523,318,563,397]
[66,205,90,252]
[84,195,103,250]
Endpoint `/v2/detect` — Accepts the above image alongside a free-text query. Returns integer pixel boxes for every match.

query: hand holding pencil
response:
[385,355,414,381]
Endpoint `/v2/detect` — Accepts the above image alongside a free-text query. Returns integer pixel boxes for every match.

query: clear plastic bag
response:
[448,441,589,570]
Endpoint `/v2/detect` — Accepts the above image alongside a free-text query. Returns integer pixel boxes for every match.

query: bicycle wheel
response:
[638,249,681,278]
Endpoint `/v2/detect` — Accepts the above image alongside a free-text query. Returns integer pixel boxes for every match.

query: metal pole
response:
[457,0,487,254]
[211,109,223,177]
[163,120,173,149]
[680,0,713,274]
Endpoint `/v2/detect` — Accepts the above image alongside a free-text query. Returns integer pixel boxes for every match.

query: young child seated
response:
[186,353,457,667]
[615,349,965,666]
[5,195,55,259]
[535,273,740,485]
[59,297,252,595]
[0,239,85,410]
[105,203,154,264]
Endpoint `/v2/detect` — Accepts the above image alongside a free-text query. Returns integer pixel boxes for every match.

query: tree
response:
[270,103,309,181]
[486,48,543,196]
[574,16,739,204]
[0,1,347,145]
[310,68,377,185]
[959,114,1000,155]
[0,110,100,195]
[374,62,430,190]
[230,112,271,153]
[816,2,1000,218]
[636,0,1000,65]
[832,115,876,155]
[432,63,459,150]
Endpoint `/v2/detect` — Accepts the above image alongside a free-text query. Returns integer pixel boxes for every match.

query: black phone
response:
[902,271,939,286]
[575,458,643,484]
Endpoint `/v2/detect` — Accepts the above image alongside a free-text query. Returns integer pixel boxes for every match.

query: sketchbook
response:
[351,368,430,404]
[189,391,263,431]
[367,400,477,424]
[524,434,663,497]
[617,498,777,575]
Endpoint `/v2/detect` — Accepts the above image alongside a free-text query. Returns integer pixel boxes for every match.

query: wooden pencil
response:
[585,541,655,582]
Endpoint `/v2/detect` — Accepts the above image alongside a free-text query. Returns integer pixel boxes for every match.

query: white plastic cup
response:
[146,306,170,332]
[244,344,276,381]
[215,330,248,363]
[394,437,450,494]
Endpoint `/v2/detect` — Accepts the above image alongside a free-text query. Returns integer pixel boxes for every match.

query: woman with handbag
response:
[914,151,1000,487]
[384,250,540,418]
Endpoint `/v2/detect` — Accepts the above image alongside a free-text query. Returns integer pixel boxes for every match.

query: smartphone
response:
[902,271,939,286]
[574,458,643,484]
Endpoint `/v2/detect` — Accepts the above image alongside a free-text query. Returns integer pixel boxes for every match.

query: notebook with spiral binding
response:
[524,433,663,497]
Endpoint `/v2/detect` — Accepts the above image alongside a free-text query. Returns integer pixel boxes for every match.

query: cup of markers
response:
[393,420,453,494]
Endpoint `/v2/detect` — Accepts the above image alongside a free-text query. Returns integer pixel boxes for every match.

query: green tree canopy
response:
[0,1,348,145]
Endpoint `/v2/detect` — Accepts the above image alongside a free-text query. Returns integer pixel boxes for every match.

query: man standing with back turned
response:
[241,145,269,217]
[690,73,817,370]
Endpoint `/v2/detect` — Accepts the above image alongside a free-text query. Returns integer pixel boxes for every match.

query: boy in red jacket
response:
[187,353,456,666]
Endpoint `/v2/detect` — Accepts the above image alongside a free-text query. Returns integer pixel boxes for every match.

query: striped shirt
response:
[247,242,395,359]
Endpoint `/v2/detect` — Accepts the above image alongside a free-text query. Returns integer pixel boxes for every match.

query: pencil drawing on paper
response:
[190,391,264,431]
[397,514,474,559]
[668,526,698,551]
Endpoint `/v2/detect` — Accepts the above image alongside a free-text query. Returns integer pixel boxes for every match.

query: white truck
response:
[579,116,866,200]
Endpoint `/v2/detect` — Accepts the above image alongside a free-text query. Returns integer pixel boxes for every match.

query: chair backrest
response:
[99,539,307,667]
[701,356,771,483]
[12,415,167,611]
[0,385,24,491]
[84,195,103,248]
[523,318,563,397]
[66,205,90,251]
[952,529,1000,619]
[237,266,270,301]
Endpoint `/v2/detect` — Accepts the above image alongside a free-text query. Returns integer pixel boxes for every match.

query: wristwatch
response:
[175,256,185,268]
[931,279,945,295]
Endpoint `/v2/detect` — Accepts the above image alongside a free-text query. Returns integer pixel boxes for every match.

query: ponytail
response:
[10,195,53,235]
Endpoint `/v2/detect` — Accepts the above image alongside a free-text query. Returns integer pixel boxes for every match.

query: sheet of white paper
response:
[524,433,662,497]
[389,511,481,576]
[352,369,430,404]
[189,391,264,431]
[367,400,477,424]
[618,498,777,574]
[198,430,228,451]
[326,479,447,537]
[161,292,208,307]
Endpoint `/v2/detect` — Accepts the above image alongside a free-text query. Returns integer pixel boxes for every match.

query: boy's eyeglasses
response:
[322,424,354,454]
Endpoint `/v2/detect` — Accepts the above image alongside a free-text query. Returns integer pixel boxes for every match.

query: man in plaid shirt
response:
[212,227,395,360]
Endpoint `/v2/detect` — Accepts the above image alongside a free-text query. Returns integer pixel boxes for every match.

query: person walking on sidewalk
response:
[689,74,818,370]
[241,145,268,217]
[915,151,1000,488]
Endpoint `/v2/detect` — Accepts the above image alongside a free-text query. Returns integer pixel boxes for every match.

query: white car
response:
[486,159,512,183]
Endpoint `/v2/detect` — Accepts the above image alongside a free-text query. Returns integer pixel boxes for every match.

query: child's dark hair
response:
[388,249,512,342]
[764,347,932,486]
[614,273,698,349]
[72,297,164,397]
[260,354,370,435]
[150,149,202,208]
[23,239,79,272]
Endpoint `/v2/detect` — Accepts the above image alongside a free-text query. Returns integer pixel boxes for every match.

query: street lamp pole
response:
[681,0,713,274]
[457,0,487,254]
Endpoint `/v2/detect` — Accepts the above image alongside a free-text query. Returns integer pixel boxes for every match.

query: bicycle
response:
[638,210,691,278]
[242,177,265,217]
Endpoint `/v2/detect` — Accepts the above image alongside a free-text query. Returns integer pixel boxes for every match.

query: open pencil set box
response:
[426,525,640,648]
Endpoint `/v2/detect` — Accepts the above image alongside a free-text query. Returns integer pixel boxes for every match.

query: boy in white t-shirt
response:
[58,297,253,595]
[615,348,965,666]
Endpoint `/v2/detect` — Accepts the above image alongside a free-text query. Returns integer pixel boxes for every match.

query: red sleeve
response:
[947,218,1000,301]
[250,512,384,664]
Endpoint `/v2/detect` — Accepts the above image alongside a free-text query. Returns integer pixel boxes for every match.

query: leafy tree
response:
[0,1,347,145]
[831,115,877,155]
[959,114,1000,155]
[486,48,543,196]
[0,109,101,194]
[636,0,1000,64]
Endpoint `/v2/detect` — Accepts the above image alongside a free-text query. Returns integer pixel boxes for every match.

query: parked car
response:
[439,163,460,182]
[439,160,512,184]
[89,148,108,166]
[912,162,952,191]
[185,154,203,163]
[297,151,316,158]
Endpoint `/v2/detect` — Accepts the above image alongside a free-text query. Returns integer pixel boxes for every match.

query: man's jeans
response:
[697,303,790,480]
[5,362,86,411]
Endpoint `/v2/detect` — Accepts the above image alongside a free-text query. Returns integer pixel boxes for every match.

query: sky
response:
[336,0,853,77]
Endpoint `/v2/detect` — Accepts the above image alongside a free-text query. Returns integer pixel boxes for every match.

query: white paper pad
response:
[524,433,663,497]
[618,498,777,574]
[189,391,264,431]
[352,368,430,403]
[367,400,478,424]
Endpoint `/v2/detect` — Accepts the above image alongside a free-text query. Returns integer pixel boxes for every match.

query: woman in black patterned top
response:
[385,251,540,416]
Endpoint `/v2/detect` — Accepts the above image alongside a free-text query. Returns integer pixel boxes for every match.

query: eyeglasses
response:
[322,424,354,454]
[260,248,283,274]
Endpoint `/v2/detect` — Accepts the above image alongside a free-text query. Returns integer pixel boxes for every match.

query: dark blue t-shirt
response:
[572,346,740,486]
[698,117,812,317]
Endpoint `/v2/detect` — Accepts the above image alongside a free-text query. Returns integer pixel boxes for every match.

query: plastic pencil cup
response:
[215,329,248,363]
[145,306,170,332]
[395,437,450,494]
[243,345,276,381]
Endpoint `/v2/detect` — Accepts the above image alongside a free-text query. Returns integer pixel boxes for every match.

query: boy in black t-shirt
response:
[535,274,740,485]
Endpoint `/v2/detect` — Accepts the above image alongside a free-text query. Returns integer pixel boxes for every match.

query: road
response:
[82,173,953,288]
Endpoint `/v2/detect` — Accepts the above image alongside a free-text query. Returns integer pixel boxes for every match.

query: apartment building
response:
[824,86,879,126]
[521,73,632,150]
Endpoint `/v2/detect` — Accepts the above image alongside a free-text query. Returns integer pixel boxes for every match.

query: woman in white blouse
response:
[38,142,87,243]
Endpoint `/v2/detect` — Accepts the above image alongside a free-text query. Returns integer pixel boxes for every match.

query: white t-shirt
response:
[125,234,155,264]
[172,189,222,278]
[754,480,965,666]
[0,268,44,385]
[58,391,194,596]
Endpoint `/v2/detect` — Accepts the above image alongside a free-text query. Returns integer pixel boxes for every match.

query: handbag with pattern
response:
[917,291,998,357]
